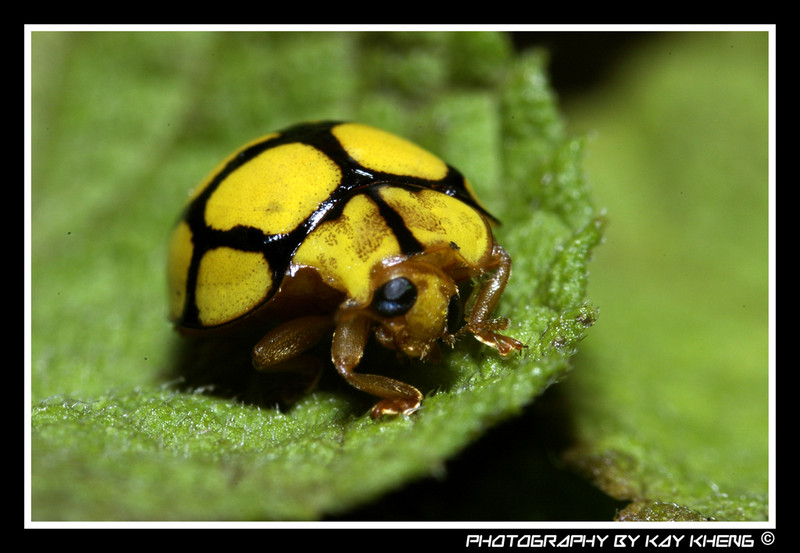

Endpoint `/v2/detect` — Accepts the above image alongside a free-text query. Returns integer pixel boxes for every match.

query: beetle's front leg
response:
[463,245,525,356]
[332,313,423,418]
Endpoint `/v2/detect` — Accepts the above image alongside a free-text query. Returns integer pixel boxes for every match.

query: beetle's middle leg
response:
[252,315,336,396]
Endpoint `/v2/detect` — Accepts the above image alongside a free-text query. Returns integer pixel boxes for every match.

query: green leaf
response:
[30,32,601,521]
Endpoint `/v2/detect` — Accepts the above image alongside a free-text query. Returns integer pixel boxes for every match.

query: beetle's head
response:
[366,260,462,360]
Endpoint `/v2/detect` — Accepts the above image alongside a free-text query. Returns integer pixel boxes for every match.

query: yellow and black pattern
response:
[168,121,497,329]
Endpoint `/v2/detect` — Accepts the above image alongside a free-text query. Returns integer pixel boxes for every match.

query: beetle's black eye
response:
[372,277,417,318]
[446,293,463,334]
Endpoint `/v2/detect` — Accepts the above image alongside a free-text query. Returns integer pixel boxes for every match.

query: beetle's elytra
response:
[168,121,524,417]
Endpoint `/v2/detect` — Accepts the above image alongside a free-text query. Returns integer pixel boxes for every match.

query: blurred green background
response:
[530,31,769,521]
[28,29,770,521]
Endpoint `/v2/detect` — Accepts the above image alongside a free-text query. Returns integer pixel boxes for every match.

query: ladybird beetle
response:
[167,121,524,417]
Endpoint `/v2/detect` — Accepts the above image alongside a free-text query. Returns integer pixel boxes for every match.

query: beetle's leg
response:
[332,313,423,418]
[252,315,335,395]
[463,245,525,356]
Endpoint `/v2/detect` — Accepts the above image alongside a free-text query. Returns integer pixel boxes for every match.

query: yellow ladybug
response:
[167,121,524,417]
